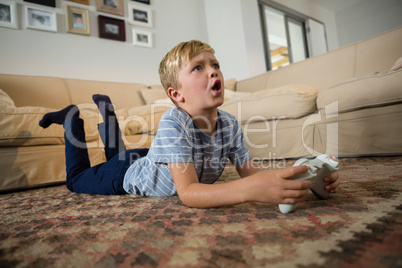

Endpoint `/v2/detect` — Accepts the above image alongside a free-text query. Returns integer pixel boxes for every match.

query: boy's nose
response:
[209,68,218,77]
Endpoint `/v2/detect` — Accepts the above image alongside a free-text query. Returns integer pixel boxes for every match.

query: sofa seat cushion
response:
[0,104,171,147]
[0,106,65,147]
[142,86,247,105]
[317,69,402,113]
[391,57,402,71]
[141,88,168,105]
[116,104,170,135]
[0,106,103,147]
[0,89,15,107]
[220,84,319,123]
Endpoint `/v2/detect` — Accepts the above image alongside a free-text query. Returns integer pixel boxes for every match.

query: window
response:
[259,2,327,71]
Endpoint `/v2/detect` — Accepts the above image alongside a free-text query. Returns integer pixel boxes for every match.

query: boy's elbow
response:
[177,188,214,208]
[177,192,203,208]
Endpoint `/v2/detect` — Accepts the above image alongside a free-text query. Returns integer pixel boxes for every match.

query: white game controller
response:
[279,154,339,214]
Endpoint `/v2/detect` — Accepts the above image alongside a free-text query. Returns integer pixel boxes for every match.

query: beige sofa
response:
[230,26,402,160]
[1,26,401,192]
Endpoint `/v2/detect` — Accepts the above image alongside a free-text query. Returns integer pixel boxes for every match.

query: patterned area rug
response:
[1,157,402,267]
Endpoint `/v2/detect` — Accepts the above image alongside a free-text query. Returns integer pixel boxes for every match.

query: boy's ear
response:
[168,87,184,103]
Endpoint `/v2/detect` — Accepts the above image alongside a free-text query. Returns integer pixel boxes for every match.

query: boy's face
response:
[173,51,225,114]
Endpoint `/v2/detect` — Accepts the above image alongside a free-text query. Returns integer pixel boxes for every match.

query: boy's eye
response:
[193,65,203,72]
[212,63,220,69]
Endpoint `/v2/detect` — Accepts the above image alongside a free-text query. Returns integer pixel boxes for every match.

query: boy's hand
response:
[324,156,340,194]
[170,163,311,208]
[169,159,339,208]
[242,165,312,205]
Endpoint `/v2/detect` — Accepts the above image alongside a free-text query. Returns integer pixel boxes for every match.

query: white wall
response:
[335,0,402,47]
[0,0,208,85]
[0,0,400,85]
[204,0,266,81]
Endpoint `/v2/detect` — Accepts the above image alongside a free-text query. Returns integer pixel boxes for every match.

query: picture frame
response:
[25,5,57,32]
[0,1,18,29]
[96,0,124,16]
[65,5,90,36]
[132,29,152,48]
[24,0,56,8]
[131,0,150,5]
[98,15,125,42]
[68,0,90,5]
[128,3,152,28]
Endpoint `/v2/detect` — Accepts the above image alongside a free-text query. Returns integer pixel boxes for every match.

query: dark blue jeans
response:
[64,116,148,195]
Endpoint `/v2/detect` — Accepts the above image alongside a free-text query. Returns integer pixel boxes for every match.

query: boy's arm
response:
[235,159,263,178]
[168,162,311,208]
[236,159,340,194]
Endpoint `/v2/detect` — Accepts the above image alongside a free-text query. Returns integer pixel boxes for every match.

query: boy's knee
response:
[65,181,74,192]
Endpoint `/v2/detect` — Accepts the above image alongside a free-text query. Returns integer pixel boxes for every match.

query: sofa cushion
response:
[0,89,15,107]
[0,106,65,147]
[224,78,236,90]
[0,74,71,109]
[0,105,106,147]
[141,89,168,104]
[0,102,173,147]
[391,57,402,71]
[224,89,250,101]
[317,69,402,114]
[142,88,248,105]
[220,84,318,123]
[116,104,170,135]
[65,78,148,109]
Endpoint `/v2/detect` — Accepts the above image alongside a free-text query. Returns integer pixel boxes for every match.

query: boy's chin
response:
[213,95,225,105]
[215,99,225,108]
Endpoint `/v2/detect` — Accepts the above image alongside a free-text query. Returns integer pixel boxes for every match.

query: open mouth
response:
[211,80,222,92]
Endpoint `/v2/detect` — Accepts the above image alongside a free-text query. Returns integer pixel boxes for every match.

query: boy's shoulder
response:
[218,109,236,120]
[159,107,193,130]
[161,106,191,122]
[218,109,239,129]
[163,106,184,116]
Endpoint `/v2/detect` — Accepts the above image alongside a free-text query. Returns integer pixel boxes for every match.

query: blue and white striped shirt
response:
[123,107,252,196]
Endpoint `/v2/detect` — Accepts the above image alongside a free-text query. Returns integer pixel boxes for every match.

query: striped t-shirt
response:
[123,107,252,196]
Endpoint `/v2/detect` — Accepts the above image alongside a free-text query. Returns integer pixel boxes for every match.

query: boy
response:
[39,40,339,208]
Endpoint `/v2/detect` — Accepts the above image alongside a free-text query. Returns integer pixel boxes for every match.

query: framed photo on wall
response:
[25,5,57,32]
[65,5,90,36]
[24,0,56,8]
[0,1,18,29]
[68,0,90,4]
[128,3,152,28]
[98,15,125,41]
[131,0,150,5]
[132,29,152,48]
[96,0,124,16]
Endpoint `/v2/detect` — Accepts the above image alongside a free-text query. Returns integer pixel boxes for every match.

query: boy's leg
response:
[93,94,125,161]
[39,105,79,128]
[40,106,91,191]
[39,105,128,195]
[64,116,92,189]
[65,117,132,194]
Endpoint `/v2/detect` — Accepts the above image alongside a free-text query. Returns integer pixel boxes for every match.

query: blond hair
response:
[158,40,215,96]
